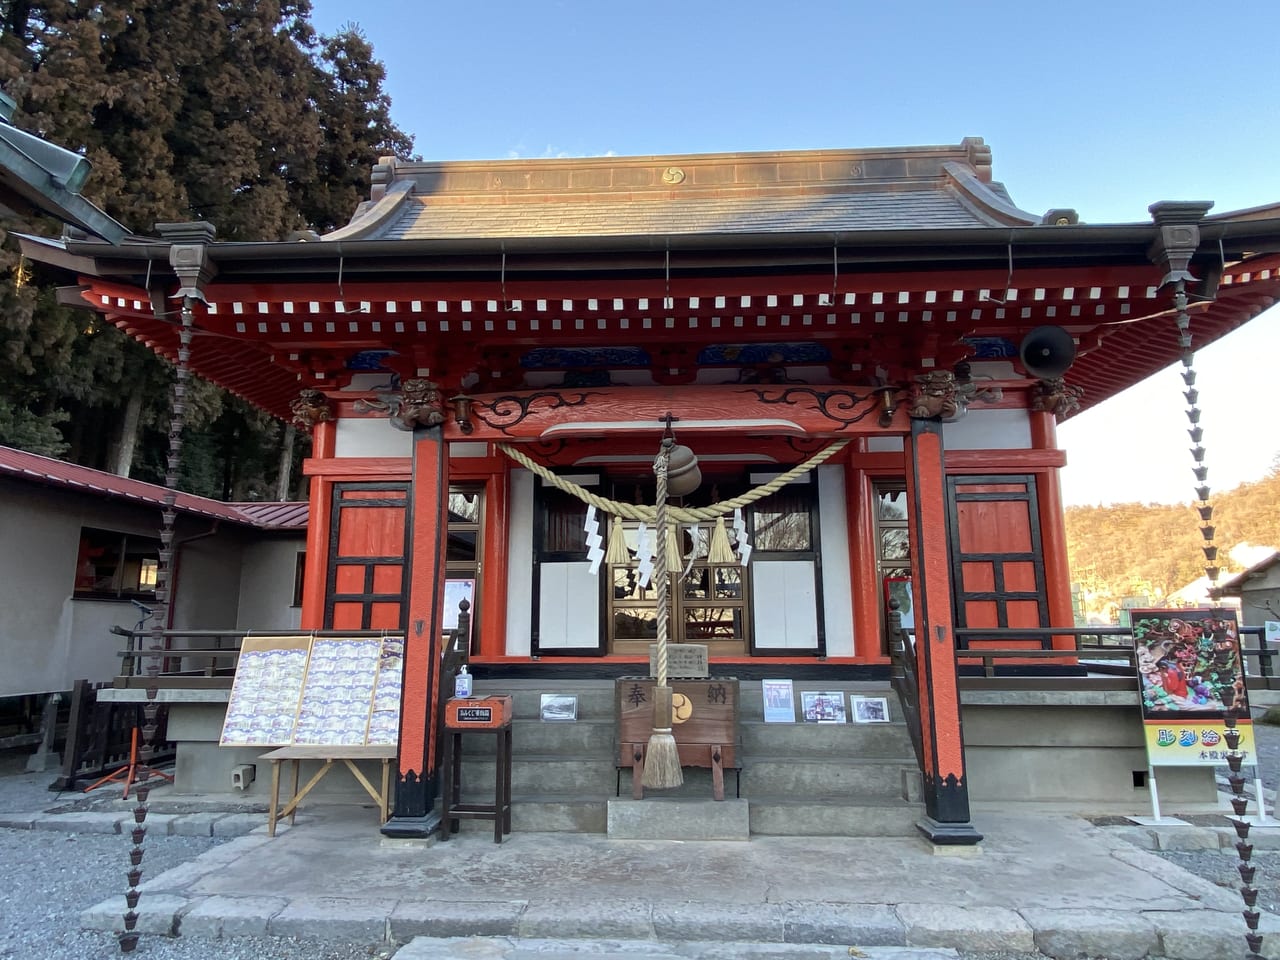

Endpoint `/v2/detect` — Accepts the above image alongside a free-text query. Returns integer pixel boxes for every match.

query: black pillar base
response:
[380,810,442,840]
[916,816,983,846]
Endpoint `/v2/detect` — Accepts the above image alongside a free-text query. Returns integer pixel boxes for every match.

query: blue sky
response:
[310,0,1280,506]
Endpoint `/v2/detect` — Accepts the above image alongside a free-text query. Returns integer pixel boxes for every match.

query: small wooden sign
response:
[445,695,513,730]
[648,643,709,678]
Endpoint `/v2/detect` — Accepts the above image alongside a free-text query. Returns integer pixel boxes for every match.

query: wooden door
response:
[945,475,1049,647]
[325,483,410,631]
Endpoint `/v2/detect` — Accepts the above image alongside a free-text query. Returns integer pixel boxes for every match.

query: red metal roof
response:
[227,501,311,529]
[0,446,308,530]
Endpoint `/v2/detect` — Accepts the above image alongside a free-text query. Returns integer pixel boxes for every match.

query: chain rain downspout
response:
[120,222,215,954]
[1175,277,1266,960]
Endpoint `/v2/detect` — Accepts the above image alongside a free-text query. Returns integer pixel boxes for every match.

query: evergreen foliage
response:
[0,0,413,497]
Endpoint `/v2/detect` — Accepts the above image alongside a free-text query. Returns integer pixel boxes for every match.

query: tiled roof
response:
[382,189,996,240]
[0,446,308,530]
[327,139,1044,242]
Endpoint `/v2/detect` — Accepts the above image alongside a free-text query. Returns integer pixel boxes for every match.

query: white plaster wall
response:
[236,537,306,631]
[866,436,904,452]
[0,483,234,696]
[505,469,534,656]
[0,485,80,696]
[942,408,1031,450]
[334,418,413,458]
[817,465,855,656]
[172,537,245,630]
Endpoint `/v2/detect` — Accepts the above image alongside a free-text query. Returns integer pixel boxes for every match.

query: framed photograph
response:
[540,694,578,722]
[800,691,847,723]
[852,696,890,724]
[761,679,796,723]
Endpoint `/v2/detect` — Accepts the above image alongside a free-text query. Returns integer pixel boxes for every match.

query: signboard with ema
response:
[1132,608,1253,767]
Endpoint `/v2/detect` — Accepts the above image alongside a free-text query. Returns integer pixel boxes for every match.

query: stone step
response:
[472,679,615,719]
[472,678,905,723]
[463,718,615,755]
[395,937,960,960]
[739,719,913,758]
[606,798,750,840]
[459,763,741,804]
[460,753,917,804]
[461,756,617,796]
[448,795,608,834]
[447,796,923,838]
[740,757,919,800]
[747,797,923,836]
[457,717,914,761]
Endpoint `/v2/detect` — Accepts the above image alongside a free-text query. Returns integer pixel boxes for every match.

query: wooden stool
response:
[439,696,513,843]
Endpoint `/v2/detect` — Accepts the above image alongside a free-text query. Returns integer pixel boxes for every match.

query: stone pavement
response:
[3,796,1278,960]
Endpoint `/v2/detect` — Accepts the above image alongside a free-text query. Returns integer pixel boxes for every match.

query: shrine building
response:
[13,132,1280,843]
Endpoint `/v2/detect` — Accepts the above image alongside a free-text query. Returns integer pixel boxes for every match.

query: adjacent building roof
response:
[0,445,307,530]
[0,95,129,243]
[1217,552,1280,596]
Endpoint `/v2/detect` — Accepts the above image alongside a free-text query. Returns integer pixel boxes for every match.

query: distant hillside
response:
[1065,467,1280,622]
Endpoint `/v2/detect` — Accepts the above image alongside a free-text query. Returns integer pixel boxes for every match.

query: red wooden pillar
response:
[1029,411,1075,642]
[478,466,510,658]
[905,418,981,844]
[382,424,450,837]
[299,419,336,630]
[847,462,882,658]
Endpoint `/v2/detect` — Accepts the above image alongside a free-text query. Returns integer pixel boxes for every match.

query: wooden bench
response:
[260,744,396,836]
[615,677,740,801]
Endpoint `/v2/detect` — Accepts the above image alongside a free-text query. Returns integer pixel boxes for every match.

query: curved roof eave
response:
[941,161,1040,227]
[320,180,417,242]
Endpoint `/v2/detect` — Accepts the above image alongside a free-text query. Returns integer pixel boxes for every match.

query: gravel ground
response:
[1144,705,1280,917]
[2,717,1280,960]
[0,751,389,960]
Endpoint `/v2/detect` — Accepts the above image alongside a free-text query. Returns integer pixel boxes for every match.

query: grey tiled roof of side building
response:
[384,189,995,240]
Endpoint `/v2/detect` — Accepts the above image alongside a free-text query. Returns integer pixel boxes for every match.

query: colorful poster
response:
[1131,608,1253,767]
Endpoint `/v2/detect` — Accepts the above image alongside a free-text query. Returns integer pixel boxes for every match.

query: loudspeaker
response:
[1018,325,1076,379]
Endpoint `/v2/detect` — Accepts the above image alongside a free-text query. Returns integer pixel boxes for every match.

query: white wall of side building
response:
[235,538,306,631]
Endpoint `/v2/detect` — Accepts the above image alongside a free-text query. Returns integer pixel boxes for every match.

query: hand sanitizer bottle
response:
[454,664,472,699]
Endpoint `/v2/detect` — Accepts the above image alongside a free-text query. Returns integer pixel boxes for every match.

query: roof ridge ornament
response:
[370,155,398,201]
[960,137,992,182]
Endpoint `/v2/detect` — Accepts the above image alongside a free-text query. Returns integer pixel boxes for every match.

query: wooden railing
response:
[886,601,923,766]
[885,609,1276,771]
[111,627,246,687]
[952,624,1273,681]
[110,628,396,690]
[110,602,474,691]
